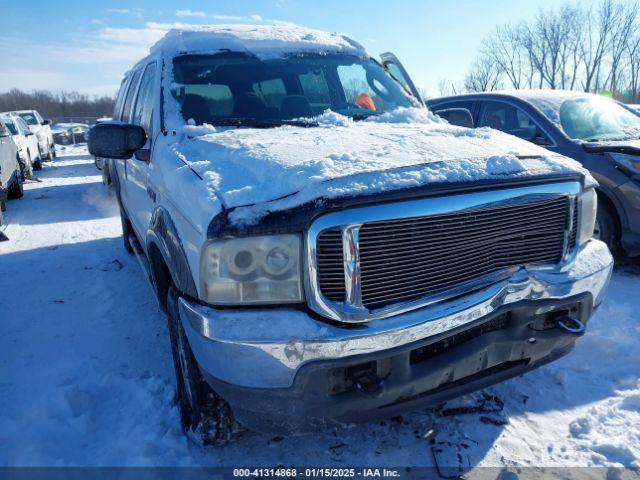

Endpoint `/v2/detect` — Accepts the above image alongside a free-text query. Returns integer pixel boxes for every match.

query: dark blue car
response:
[427,90,640,258]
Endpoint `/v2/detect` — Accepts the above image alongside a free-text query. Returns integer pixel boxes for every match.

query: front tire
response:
[8,170,24,199]
[42,145,52,162]
[23,154,34,180]
[594,201,620,256]
[166,285,236,444]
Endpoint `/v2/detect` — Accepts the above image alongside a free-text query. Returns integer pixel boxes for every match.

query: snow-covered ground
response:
[0,146,639,472]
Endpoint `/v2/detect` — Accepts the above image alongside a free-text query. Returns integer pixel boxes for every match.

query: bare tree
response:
[603,1,638,95]
[437,78,460,96]
[481,24,532,89]
[628,30,640,102]
[464,0,640,102]
[0,89,115,118]
[464,55,503,92]
[581,0,617,92]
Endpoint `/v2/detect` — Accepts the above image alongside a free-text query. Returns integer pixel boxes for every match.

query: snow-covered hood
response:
[170,110,592,226]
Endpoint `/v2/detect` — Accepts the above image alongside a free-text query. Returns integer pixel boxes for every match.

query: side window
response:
[132,62,156,134]
[34,111,43,124]
[113,77,130,120]
[0,121,8,136]
[252,78,286,110]
[121,68,143,122]
[479,101,549,143]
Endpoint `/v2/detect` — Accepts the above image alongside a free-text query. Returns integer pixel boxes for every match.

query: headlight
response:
[578,188,597,246]
[611,153,640,175]
[200,234,302,305]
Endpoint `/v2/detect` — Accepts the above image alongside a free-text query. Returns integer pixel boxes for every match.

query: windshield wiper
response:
[211,117,316,128]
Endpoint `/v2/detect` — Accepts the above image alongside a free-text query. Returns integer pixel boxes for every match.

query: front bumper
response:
[179,240,612,432]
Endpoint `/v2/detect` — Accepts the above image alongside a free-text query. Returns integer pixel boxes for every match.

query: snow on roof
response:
[150,23,366,60]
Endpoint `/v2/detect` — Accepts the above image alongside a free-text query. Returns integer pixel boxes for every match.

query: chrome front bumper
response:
[179,240,613,389]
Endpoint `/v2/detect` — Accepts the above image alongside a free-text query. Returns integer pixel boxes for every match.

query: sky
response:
[0,0,601,98]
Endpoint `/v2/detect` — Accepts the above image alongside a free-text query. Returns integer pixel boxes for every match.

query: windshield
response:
[171,53,414,127]
[558,96,640,142]
[18,112,38,126]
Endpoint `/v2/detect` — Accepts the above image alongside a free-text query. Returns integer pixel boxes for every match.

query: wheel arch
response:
[595,185,624,232]
[146,207,198,311]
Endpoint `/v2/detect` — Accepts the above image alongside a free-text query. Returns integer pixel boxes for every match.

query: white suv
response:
[89,24,613,443]
[1,112,42,177]
[0,118,24,225]
[11,110,55,161]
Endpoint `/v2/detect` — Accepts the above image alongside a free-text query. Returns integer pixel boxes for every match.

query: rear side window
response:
[299,71,331,111]
[121,68,143,122]
[113,77,130,120]
[252,78,286,110]
[132,62,157,134]
[478,101,548,142]
[175,84,234,121]
[0,121,9,136]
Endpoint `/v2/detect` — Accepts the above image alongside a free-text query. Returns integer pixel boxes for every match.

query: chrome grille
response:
[316,195,575,312]
[316,228,345,302]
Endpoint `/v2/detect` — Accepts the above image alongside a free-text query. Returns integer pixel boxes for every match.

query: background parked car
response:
[11,110,56,161]
[427,90,640,258]
[92,117,113,185]
[51,122,90,146]
[0,118,24,224]
[1,113,41,176]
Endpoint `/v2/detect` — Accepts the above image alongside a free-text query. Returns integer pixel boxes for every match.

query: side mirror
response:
[88,123,146,160]
[531,133,550,147]
[435,108,474,128]
[42,119,52,126]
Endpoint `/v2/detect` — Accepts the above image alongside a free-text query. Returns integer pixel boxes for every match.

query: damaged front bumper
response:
[179,240,613,433]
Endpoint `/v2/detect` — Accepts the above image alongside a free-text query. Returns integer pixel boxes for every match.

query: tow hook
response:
[353,371,385,398]
[556,316,586,335]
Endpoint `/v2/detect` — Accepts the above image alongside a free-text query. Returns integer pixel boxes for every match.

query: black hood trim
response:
[207,173,585,239]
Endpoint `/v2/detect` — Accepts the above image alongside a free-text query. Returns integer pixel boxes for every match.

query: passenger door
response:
[123,62,158,237]
[0,121,15,188]
[379,52,424,105]
[478,100,553,147]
